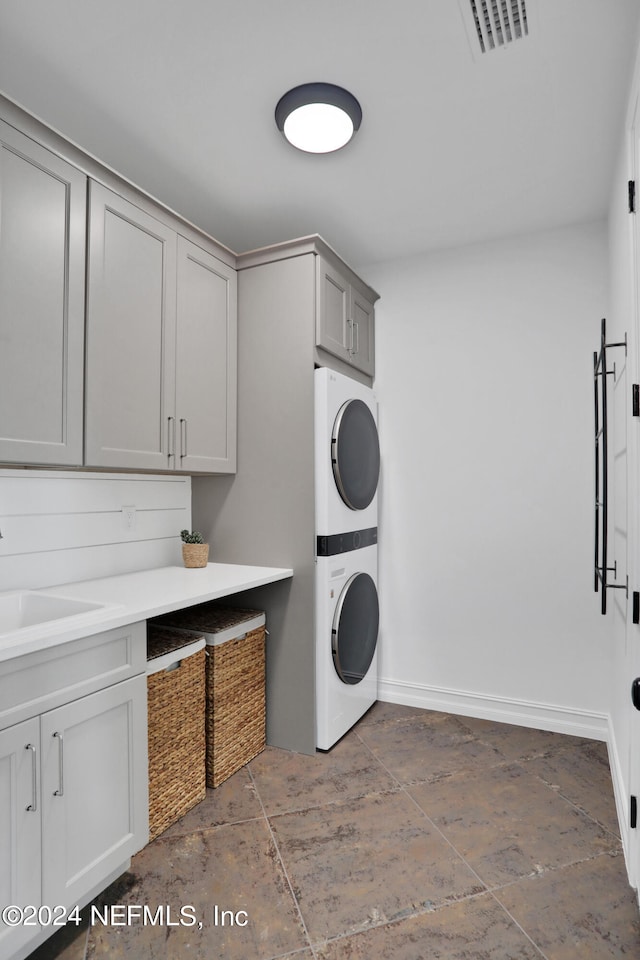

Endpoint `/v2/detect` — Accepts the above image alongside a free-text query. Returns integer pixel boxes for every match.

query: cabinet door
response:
[0,719,41,957]
[0,120,86,466]
[175,237,237,473]
[40,676,148,909]
[316,256,350,364]
[349,287,375,377]
[85,182,177,470]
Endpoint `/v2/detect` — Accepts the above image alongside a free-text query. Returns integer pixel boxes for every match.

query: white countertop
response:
[0,563,293,662]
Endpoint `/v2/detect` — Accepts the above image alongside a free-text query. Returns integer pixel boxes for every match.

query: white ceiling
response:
[0,0,639,268]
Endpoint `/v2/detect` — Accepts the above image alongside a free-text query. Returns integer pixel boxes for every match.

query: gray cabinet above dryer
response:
[238,235,378,384]
[316,253,376,378]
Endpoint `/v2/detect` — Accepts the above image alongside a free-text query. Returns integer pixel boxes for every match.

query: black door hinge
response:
[633,592,640,624]
[629,180,636,214]
[634,385,640,417]
[632,796,638,829]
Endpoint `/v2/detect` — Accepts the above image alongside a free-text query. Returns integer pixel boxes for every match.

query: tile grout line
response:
[352,727,556,960]
[488,886,553,960]
[484,888,552,960]
[488,848,630,960]
[246,783,403,819]
[155,810,266,840]
[353,729,494,892]
[246,765,320,960]
[304,888,496,953]
[517,761,624,845]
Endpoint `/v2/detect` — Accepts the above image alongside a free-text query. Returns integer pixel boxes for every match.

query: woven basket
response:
[182,542,209,568]
[206,625,266,787]
[147,644,206,840]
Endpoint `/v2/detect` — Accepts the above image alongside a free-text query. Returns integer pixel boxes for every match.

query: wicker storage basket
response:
[146,627,207,840]
[151,604,266,787]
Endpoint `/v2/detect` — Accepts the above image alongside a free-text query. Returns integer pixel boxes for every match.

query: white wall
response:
[364,221,611,738]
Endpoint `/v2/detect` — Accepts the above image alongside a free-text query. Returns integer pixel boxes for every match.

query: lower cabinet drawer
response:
[0,622,146,731]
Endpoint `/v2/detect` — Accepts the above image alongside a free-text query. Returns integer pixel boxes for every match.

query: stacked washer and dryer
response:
[314,367,380,750]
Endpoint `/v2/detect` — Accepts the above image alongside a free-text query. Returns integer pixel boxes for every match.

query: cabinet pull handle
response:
[352,319,359,356]
[52,732,64,797]
[25,743,37,812]
[167,416,176,463]
[180,418,187,459]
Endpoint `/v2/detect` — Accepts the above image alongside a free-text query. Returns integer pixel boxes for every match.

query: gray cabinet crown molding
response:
[0,91,236,270]
[0,94,374,302]
[236,233,380,305]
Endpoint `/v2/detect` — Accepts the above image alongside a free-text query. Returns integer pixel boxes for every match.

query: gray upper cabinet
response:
[176,236,237,473]
[316,254,375,377]
[85,182,176,471]
[85,182,237,474]
[316,257,350,365]
[0,120,86,466]
[349,285,375,377]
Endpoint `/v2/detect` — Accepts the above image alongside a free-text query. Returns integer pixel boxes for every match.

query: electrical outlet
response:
[123,505,136,529]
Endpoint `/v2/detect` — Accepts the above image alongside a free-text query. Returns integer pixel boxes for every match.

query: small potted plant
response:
[180,529,209,568]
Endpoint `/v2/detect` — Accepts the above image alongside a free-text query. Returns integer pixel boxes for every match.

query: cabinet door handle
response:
[167,416,176,463]
[352,319,359,356]
[180,418,187,459]
[25,743,37,812]
[52,732,64,797]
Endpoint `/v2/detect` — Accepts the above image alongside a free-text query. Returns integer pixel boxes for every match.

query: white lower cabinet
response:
[0,627,148,960]
[41,677,147,909]
[0,719,41,958]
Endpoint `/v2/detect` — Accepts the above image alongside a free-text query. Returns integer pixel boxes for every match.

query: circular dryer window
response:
[332,572,379,685]
[332,398,380,510]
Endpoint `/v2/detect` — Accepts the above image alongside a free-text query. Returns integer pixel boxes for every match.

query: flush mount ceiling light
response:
[275,83,362,154]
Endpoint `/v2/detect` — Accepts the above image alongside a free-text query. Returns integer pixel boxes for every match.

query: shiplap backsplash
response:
[0,469,191,591]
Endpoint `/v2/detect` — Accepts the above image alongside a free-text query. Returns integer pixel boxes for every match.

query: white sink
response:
[0,591,105,636]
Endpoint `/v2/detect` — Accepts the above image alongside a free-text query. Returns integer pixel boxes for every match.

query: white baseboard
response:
[607,714,633,886]
[377,676,609,741]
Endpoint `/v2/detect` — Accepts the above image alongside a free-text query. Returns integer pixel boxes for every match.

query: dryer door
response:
[332,572,379,684]
[332,399,380,510]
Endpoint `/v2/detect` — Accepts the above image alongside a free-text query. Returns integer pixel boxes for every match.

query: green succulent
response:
[180,529,205,544]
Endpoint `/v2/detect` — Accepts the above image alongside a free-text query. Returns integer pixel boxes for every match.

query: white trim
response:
[607,713,632,884]
[146,637,206,675]
[377,677,609,741]
[153,612,266,646]
[626,82,640,899]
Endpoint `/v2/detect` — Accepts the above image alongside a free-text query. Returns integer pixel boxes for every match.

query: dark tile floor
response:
[29,703,640,960]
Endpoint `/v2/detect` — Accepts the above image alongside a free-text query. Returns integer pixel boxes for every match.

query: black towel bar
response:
[593,317,627,614]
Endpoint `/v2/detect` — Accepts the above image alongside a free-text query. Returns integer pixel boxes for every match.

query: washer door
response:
[332,572,379,684]
[332,399,380,510]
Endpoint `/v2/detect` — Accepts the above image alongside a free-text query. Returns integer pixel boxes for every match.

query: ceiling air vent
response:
[467,0,529,53]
